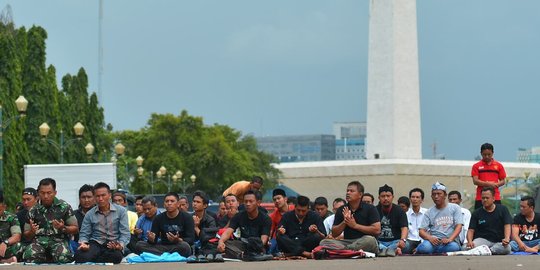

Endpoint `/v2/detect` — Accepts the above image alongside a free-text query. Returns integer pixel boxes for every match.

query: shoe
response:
[206,254,214,262]
[243,253,273,262]
[386,248,396,257]
[197,254,209,263]
[187,255,197,264]
[378,248,387,257]
[213,253,224,263]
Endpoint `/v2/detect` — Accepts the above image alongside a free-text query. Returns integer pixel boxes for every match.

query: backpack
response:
[312,245,366,260]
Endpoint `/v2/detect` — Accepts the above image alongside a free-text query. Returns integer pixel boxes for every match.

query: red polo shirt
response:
[471,159,506,201]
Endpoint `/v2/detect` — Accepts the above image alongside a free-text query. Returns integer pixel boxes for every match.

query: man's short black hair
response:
[112,192,127,203]
[347,181,364,193]
[362,193,374,202]
[314,196,328,207]
[333,198,346,205]
[398,196,410,208]
[225,193,238,200]
[78,184,94,197]
[409,188,425,200]
[378,184,394,195]
[481,143,494,152]
[38,178,56,191]
[287,196,297,205]
[136,195,144,201]
[192,190,209,205]
[244,189,257,200]
[296,195,310,207]
[93,182,111,193]
[165,192,180,201]
[142,196,157,206]
[448,190,462,200]
[521,196,535,209]
[481,186,495,197]
[251,176,264,185]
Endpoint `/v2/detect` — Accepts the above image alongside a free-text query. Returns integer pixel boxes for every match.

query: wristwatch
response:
[401,239,407,243]
[3,240,9,246]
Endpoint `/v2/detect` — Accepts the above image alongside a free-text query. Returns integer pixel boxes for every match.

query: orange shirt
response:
[222,180,251,203]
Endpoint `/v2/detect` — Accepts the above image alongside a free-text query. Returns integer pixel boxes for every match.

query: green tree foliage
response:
[0,21,30,207]
[116,110,280,199]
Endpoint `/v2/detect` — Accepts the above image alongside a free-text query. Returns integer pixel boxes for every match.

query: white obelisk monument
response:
[366,0,422,159]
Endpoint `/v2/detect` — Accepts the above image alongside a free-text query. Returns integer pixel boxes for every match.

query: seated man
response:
[131,196,160,253]
[23,178,78,263]
[320,181,380,254]
[417,182,462,254]
[362,193,375,205]
[276,196,325,258]
[74,182,130,264]
[323,198,346,237]
[112,192,138,234]
[376,184,408,256]
[16,187,37,258]
[136,192,194,257]
[217,190,272,261]
[217,194,239,228]
[191,191,217,257]
[448,190,472,245]
[511,196,540,252]
[0,192,22,263]
[403,188,427,254]
[465,187,511,255]
[314,197,332,220]
[269,188,289,255]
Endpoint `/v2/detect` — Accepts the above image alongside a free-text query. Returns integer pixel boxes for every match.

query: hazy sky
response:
[4,0,540,162]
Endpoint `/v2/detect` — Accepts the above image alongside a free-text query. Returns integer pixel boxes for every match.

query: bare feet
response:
[396,247,402,256]
[302,251,312,258]
[0,256,17,264]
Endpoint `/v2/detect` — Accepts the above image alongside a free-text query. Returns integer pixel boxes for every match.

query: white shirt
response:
[460,207,472,244]
[406,207,427,241]
[323,214,335,235]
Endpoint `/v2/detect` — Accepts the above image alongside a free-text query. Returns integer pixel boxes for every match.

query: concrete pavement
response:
[2,256,537,270]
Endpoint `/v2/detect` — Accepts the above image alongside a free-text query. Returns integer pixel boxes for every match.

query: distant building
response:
[256,135,336,163]
[333,122,366,160]
[517,147,540,163]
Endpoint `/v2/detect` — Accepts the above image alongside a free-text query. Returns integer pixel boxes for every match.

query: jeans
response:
[378,239,400,250]
[416,240,460,254]
[510,239,540,252]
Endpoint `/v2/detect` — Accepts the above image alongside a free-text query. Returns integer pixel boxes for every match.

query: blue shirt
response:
[135,210,161,241]
[79,202,131,247]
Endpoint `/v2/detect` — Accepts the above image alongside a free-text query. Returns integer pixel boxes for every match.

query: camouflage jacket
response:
[25,197,77,240]
[0,211,21,241]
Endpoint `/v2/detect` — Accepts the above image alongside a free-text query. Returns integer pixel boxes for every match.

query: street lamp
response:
[39,121,85,163]
[0,96,28,190]
[176,170,197,195]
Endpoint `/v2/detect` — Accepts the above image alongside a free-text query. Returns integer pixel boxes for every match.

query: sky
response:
[3,0,540,162]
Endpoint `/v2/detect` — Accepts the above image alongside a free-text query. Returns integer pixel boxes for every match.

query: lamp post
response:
[39,122,85,163]
[0,96,29,190]
[177,170,197,195]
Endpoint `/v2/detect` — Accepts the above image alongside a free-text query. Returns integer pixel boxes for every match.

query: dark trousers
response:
[223,240,245,259]
[474,200,501,209]
[135,241,191,257]
[74,241,123,264]
[276,234,322,256]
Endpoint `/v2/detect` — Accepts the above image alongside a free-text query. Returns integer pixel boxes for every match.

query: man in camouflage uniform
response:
[23,178,78,263]
[0,192,21,263]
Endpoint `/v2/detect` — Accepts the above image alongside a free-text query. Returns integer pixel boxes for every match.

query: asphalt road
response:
[1,256,537,270]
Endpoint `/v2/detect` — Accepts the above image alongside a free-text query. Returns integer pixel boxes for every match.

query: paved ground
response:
[1,256,538,270]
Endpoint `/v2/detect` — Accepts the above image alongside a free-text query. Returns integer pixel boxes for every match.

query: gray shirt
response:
[79,202,131,247]
[419,203,463,242]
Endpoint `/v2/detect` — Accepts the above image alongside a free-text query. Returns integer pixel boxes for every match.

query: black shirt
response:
[16,209,31,244]
[513,212,540,242]
[278,210,326,240]
[73,208,88,242]
[333,202,380,240]
[193,211,217,242]
[151,211,195,245]
[229,210,271,239]
[469,204,512,243]
[376,203,408,242]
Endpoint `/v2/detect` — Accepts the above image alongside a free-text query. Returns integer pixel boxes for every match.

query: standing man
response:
[320,181,380,254]
[74,182,130,264]
[448,190,472,245]
[417,182,462,254]
[465,187,511,255]
[136,192,194,257]
[222,176,264,204]
[0,192,21,263]
[217,190,272,260]
[510,196,540,252]
[23,178,78,263]
[403,188,427,254]
[277,196,326,258]
[376,184,408,256]
[471,143,506,209]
